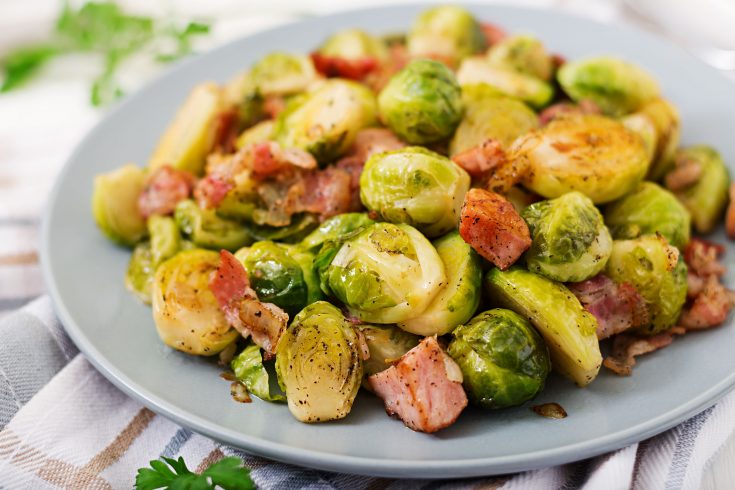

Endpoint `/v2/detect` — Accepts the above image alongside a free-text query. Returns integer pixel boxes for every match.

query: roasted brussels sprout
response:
[485,267,602,386]
[231,343,286,402]
[406,5,485,66]
[511,114,649,204]
[636,98,681,180]
[92,164,147,246]
[606,235,688,335]
[248,52,317,97]
[358,324,419,376]
[378,60,463,144]
[621,112,657,164]
[522,191,612,282]
[557,56,660,116]
[148,215,181,267]
[235,120,275,150]
[321,222,446,324]
[152,249,240,355]
[669,146,730,234]
[125,242,155,304]
[448,308,550,408]
[486,34,553,81]
[275,79,377,164]
[149,83,224,175]
[399,231,482,335]
[244,213,319,244]
[300,213,375,252]
[604,182,691,249]
[275,302,363,422]
[449,96,538,155]
[457,58,554,108]
[318,29,389,61]
[174,200,252,251]
[360,147,470,237]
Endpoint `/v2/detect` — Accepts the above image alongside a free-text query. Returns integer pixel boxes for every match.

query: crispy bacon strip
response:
[194,175,234,209]
[310,52,380,80]
[603,327,686,376]
[680,276,735,330]
[252,142,317,180]
[684,238,726,278]
[137,165,195,218]
[451,139,507,179]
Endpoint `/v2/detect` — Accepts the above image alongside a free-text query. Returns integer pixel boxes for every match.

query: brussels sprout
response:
[174,200,252,251]
[231,343,286,402]
[249,52,317,97]
[152,249,240,355]
[448,308,551,409]
[606,235,688,335]
[557,56,660,117]
[457,58,554,108]
[485,267,602,386]
[670,146,730,234]
[505,186,538,213]
[449,96,538,155]
[300,213,375,252]
[321,222,446,324]
[604,182,691,249]
[621,112,657,164]
[125,242,154,304]
[284,245,323,305]
[148,215,181,267]
[460,83,505,104]
[637,98,680,181]
[486,34,553,81]
[244,213,319,243]
[92,164,147,246]
[522,192,612,282]
[399,231,482,335]
[378,60,463,144]
[275,302,363,422]
[407,5,485,66]
[358,324,419,376]
[235,120,275,150]
[275,79,377,164]
[318,29,389,61]
[360,147,470,237]
[149,83,223,175]
[511,114,649,204]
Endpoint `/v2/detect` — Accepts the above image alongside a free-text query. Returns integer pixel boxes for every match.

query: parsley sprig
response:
[135,456,255,490]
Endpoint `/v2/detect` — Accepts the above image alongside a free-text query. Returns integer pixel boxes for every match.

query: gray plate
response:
[41,4,735,479]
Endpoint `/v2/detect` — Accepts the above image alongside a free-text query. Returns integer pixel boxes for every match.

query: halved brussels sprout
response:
[244,213,319,244]
[92,164,147,246]
[125,242,154,304]
[485,267,602,386]
[174,200,252,251]
[621,112,657,164]
[148,215,181,267]
[319,29,389,61]
[149,83,223,175]
[511,114,649,204]
[378,59,463,144]
[670,146,730,234]
[636,98,681,180]
[231,343,286,402]
[275,301,363,422]
[604,182,691,249]
[358,324,419,376]
[557,56,660,116]
[448,308,551,409]
[321,222,446,324]
[486,34,553,81]
[407,5,485,66]
[457,58,554,108]
[152,249,240,355]
[360,147,470,237]
[299,213,375,252]
[248,52,317,97]
[522,191,612,282]
[275,79,377,164]
[399,231,482,335]
[235,120,275,150]
[606,235,688,335]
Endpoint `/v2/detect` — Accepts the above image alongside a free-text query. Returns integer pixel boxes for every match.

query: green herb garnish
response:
[135,456,254,490]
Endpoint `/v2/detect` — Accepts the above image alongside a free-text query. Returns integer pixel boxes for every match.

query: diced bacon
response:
[664,156,702,192]
[194,175,234,209]
[211,108,240,154]
[684,238,726,278]
[480,22,507,46]
[349,128,406,162]
[310,52,380,80]
[368,337,468,433]
[726,183,735,239]
[687,272,706,298]
[251,142,317,180]
[209,250,256,325]
[236,298,288,354]
[459,188,531,270]
[263,95,287,119]
[293,167,355,220]
[137,165,195,218]
[679,275,735,330]
[451,139,507,179]
[603,327,686,376]
[538,100,601,126]
[568,274,649,340]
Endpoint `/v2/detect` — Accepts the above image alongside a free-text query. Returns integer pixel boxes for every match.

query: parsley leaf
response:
[135,456,254,490]
[0,45,59,92]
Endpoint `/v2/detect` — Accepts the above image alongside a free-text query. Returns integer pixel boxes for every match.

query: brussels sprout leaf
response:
[231,344,286,402]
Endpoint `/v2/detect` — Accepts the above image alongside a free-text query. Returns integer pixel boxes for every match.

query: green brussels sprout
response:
[407,5,485,66]
[604,182,691,249]
[152,249,240,355]
[557,56,660,117]
[512,114,649,204]
[231,343,286,402]
[285,245,323,306]
[621,112,657,165]
[448,308,551,409]
[125,242,155,304]
[638,98,681,181]
[249,52,317,96]
[460,83,505,104]
[486,34,553,81]
[321,222,446,324]
[457,58,554,108]
[360,147,470,237]
[399,231,482,335]
[275,301,363,422]
[505,186,539,214]
[449,96,538,155]
[378,59,463,144]
[275,79,377,164]
[606,235,688,335]
[358,324,419,376]
[148,215,181,267]
[174,200,252,251]
[235,120,275,150]
[485,267,602,386]
[92,164,147,246]
[670,146,730,234]
[522,191,612,282]
[244,213,319,244]
[318,29,389,61]
[299,213,375,252]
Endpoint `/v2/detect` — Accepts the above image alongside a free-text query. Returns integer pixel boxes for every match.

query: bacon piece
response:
[538,100,601,126]
[251,142,317,180]
[310,52,379,80]
[684,238,726,277]
[680,276,735,330]
[568,274,649,340]
[459,188,531,270]
[209,250,256,325]
[368,337,467,433]
[603,327,686,376]
[480,22,507,46]
[263,95,287,119]
[664,157,702,192]
[194,175,234,209]
[212,109,240,154]
[137,165,195,218]
[236,298,288,354]
[451,139,507,179]
[726,183,735,239]
[291,166,355,220]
